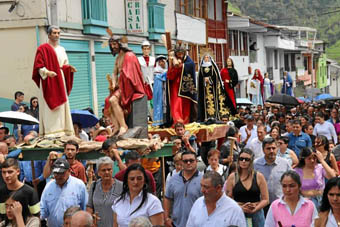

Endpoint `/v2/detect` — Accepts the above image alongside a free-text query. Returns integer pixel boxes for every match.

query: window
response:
[284,54,290,71]
[81,0,108,35]
[188,44,199,71]
[176,0,206,18]
[233,31,239,56]
[176,0,185,12]
[215,43,223,69]
[304,56,308,71]
[207,0,223,21]
[291,54,296,71]
[208,0,214,19]
[215,0,222,20]
[229,30,239,56]
[240,32,248,56]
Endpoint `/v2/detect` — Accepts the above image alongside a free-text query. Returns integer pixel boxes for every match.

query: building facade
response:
[0,0,171,116]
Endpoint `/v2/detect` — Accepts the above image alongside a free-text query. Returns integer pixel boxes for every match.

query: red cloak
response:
[32,43,74,110]
[109,51,146,114]
[104,51,145,113]
[220,68,237,110]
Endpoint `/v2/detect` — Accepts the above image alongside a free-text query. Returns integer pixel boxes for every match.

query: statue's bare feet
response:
[117,126,128,136]
[111,126,119,136]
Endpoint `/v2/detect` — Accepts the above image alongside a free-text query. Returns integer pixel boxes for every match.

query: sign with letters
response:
[126,0,143,33]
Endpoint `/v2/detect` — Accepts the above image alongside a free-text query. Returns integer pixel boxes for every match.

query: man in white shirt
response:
[249,124,267,159]
[186,171,246,226]
[240,114,258,148]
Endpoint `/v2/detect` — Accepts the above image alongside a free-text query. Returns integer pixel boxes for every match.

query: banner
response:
[317,54,328,89]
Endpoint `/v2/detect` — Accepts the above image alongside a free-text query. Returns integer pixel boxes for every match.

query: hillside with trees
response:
[230,0,340,62]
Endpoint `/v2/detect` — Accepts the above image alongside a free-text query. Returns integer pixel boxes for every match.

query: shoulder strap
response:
[91,181,97,212]
[234,171,239,185]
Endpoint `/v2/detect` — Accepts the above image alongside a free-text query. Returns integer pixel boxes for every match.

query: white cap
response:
[227,121,235,127]
[142,40,151,46]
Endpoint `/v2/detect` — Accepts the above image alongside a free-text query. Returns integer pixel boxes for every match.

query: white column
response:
[89,40,99,116]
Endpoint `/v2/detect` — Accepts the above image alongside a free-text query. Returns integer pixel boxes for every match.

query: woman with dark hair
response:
[299,115,309,127]
[327,108,340,136]
[219,126,241,166]
[112,164,164,227]
[269,127,280,142]
[303,123,316,147]
[226,148,269,227]
[0,192,40,227]
[264,170,318,226]
[315,177,340,226]
[315,135,339,175]
[294,147,336,209]
[29,97,39,120]
[314,112,338,144]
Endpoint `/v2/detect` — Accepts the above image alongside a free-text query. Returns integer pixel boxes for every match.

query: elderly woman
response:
[294,147,336,209]
[226,148,269,227]
[205,149,228,181]
[86,156,123,227]
[112,164,164,227]
[265,171,318,227]
[315,177,340,226]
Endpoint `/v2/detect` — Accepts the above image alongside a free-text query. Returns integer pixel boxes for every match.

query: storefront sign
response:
[126,0,143,33]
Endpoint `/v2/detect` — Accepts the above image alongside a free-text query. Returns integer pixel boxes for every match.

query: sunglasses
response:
[182,159,196,164]
[239,157,251,162]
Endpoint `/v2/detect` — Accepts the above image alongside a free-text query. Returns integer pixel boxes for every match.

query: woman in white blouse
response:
[112,164,164,227]
[314,112,338,144]
[315,177,340,226]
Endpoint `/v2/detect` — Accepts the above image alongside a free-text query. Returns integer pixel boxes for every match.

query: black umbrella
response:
[266,94,300,106]
[325,97,340,102]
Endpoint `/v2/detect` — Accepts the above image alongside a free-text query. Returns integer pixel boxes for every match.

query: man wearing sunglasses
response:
[164,151,202,227]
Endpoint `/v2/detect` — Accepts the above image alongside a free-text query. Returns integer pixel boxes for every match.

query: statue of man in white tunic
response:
[32,25,77,137]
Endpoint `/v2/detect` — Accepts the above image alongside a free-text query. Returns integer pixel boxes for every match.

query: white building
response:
[0,0,174,116]
[227,13,327,99]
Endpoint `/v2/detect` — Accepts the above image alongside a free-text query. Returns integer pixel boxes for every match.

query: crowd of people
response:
[0,25,340,227]
[1,93,340,226]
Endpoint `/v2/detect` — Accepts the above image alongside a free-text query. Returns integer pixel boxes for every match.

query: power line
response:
[320,9,340,15]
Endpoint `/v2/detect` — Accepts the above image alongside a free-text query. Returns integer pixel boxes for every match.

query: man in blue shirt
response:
[164,151,203,227]
[288,119,312,157]
[254,137,291,215]
[19,160,46,198]
[40,158,88,227]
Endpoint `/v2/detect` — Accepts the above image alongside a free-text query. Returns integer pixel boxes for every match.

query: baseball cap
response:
[52,158,70,174]
[246,114,254,120]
